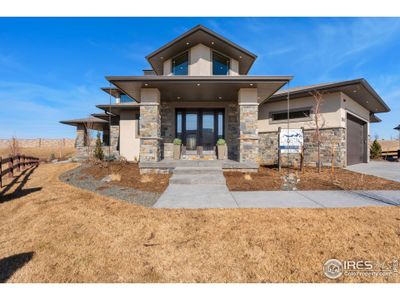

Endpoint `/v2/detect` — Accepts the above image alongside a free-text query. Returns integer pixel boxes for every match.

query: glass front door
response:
[176,109,224,151]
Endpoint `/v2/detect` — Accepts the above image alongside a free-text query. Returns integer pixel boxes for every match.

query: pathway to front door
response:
[154,162,238,208]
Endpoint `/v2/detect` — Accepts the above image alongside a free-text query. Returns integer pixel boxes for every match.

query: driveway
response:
[346,161,400,182]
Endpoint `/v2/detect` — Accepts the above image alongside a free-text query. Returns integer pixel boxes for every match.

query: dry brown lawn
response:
[0,147,76,161]
[0,163,399,283]
[225,166,400,191]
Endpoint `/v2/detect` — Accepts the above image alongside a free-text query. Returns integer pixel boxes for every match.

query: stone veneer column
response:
[76,124,86,147]
[139,88,161,162]
[238,88,259,163]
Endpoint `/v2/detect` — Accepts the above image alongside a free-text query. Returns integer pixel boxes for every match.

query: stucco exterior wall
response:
[258,92,342,133]
[230,58,239,75]
[163,59,172,76]
[189,44,211,76]
[119,111,140,161]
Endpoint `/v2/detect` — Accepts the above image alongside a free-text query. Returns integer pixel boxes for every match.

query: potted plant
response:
[173,138,182,160]
[216,138,227,160]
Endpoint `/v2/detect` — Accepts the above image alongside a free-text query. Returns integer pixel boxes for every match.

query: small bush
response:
[173,138,182,145]
[49,153,56,161]
[94,132,104,161]
[217,138,226,145]
[370,139,382,159]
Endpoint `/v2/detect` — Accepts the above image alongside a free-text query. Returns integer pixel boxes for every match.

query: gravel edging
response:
[59,165,161,207]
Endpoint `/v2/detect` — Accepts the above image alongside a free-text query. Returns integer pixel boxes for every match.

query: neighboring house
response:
[61,25,390,172]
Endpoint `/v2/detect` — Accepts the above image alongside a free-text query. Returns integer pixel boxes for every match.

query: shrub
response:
[216,138,226,145]
[370,139,382,159]
[173,138,182,145]
[94,132,104,161]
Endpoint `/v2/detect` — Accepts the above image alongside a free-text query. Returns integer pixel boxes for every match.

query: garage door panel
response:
[347,114,366,166]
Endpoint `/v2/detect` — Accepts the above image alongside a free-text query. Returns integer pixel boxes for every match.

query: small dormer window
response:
[172,51,189,75]
[212,51,230,75]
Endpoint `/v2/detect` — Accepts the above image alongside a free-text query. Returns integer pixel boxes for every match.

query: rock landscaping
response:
[60,162,170,207]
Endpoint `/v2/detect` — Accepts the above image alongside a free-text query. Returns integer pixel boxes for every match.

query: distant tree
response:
[94,132,104,161]
[370,139,382,159]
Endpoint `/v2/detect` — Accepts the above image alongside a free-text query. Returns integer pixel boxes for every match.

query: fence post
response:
[8,154,13,178]
[16,153,20,172]
[21,154,25,171]
[0,156,2,188]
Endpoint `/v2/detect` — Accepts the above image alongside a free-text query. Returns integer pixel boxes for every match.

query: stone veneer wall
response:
[160,101,174,159]
[239,104,259,163]
[226,102,239,160]
[259,127,346,167]
[75,123,119,160]
[140,105,161,162]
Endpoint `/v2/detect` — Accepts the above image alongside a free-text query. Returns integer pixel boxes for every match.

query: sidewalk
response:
[154,189,400,209]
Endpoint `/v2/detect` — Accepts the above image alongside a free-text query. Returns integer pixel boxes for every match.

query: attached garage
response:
[346,113,368,165]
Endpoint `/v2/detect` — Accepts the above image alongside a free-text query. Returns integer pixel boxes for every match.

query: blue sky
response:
[0,17,399,140]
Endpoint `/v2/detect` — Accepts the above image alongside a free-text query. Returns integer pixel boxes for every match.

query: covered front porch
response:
[106,75,292,169]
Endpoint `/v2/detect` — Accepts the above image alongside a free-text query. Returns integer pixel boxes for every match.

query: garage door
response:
[346,114,367,166]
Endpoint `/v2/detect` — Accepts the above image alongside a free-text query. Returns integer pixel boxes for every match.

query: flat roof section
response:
[268,78,390,114]
[106,75,293,103]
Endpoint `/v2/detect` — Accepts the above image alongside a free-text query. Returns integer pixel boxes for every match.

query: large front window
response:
[212,52,230,75]
[172,52,189,75]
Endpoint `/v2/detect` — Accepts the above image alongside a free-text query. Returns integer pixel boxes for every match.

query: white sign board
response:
[279,129,304,154]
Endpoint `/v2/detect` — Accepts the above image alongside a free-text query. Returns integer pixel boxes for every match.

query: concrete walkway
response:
[346,161,400,182]
[154,161,400,209]
[155,187,400,209]
[154,165,238,208]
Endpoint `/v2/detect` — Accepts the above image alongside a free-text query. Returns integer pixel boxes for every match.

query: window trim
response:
[171,50,189,75]
[212,50,231,75]
[269,107,313,124]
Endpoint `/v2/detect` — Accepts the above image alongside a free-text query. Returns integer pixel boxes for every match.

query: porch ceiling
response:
[106,75,292,103]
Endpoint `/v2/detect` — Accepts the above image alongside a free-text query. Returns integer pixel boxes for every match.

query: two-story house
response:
[61,25,390,173]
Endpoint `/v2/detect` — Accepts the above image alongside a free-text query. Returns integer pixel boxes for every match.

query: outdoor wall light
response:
[249,83,253,86]
[186,42,190,45]
[144,83,148,86]
[177,96,181,100]
[218,96,222,100]
[197,83,200,86]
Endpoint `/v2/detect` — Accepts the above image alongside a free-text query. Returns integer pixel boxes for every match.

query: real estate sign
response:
[279,129,304,153]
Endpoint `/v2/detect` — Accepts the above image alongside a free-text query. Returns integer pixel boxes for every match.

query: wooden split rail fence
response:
[0,154,39,188]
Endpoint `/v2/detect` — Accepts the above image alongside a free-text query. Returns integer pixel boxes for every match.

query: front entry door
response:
[176,109,224,151]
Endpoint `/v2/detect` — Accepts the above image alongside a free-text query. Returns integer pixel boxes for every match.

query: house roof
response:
[60,116,108,130]
[91,112,115,121]
[145,25,257,75]
[101,87,121,98]
[268,78,390,114]
[394,124,400,130]
[96,103,140,115]
[370,114,381,123]
[106,75,292,103]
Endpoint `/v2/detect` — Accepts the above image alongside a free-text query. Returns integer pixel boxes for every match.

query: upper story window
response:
[120,94,134,103]
[212,52,230,75]
[172,51,189,75]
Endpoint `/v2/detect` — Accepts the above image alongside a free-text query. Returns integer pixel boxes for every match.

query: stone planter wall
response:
[259,127,347,167]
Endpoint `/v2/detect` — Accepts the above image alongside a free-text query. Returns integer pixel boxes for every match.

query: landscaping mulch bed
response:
[225,166,400,191]
[81,161,170,193]
[59,162,170,207]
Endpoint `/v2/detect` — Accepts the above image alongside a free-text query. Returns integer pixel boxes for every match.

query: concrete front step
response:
[169,174,226,185]
[173,166,223,175]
